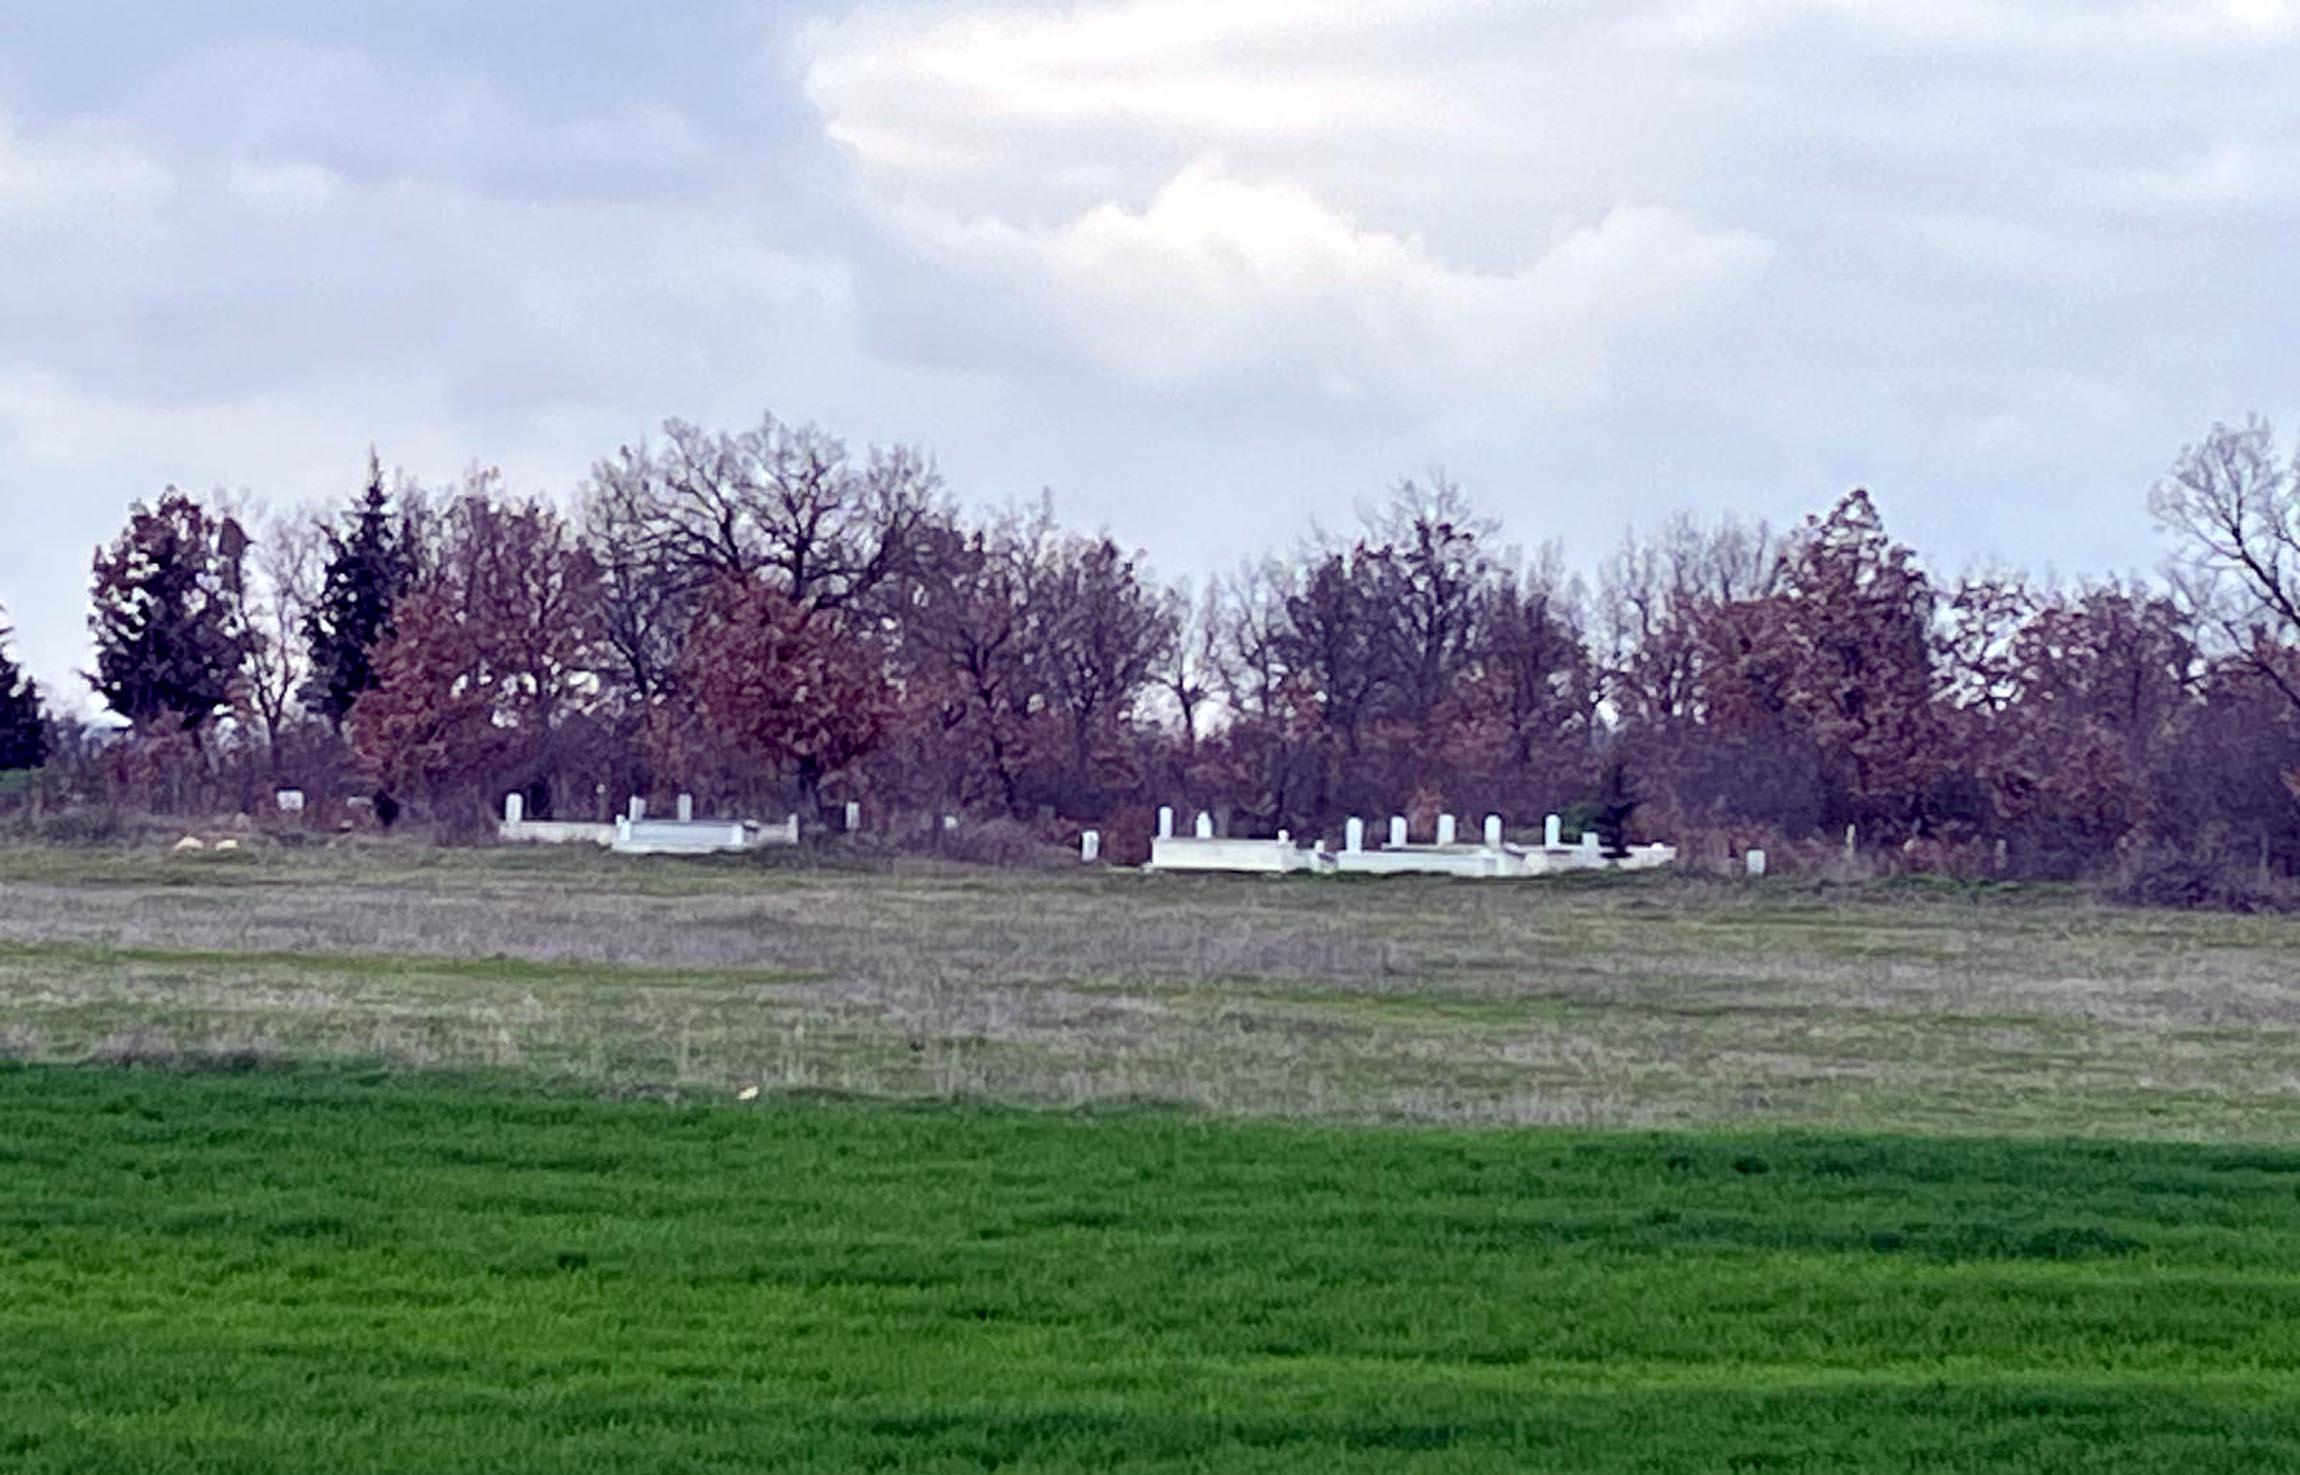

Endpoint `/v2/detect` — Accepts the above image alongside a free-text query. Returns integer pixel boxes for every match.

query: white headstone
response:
[1545,814,1563,848]
[1346,817,1365,853]
[786,814,802,844]
[844,800,861,833]
[1580,829,1600,855]
[1845,823,1858,856]
[629,796,647,822]
[1436,814,1457,847]
[1195,811,1214,840]
[1158,806,1175,840]
[276,788,306,815]
[1484,814,1503,849]
[504,793,524,825]
[676,793,694,822]
[1389,816,1409,848]
[1276,829,1290,845]
[1081,830,1101,863]
[942,814,959,831]
[1746,848,1768,878]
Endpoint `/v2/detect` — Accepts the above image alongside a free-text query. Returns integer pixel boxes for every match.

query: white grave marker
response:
[1081,830,1101,863]
[1484,814,1503,849]
[1746,849,1768,878]
[1545,814,1563,848]
[1195,811,1215,840]
[1158,806,1175,840]
[676,793,694,822]
[1436,814,1457,847]
[503,793,524,825]
[1346,817,1365,854]
[1389,816,1409,848]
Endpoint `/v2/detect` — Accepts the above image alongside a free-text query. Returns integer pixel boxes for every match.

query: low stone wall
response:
[1332,847,1502,878]
[497,820,615,847]
[1148,837,1320,874]
[610,815,802,856]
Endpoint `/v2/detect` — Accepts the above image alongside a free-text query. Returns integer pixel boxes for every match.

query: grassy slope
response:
[3,843,2299,1137]
[5,1065,2300,1472]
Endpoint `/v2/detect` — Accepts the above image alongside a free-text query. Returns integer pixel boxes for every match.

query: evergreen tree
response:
[0,615,48,771]
[303,451,412,728]
[88,489,250,736]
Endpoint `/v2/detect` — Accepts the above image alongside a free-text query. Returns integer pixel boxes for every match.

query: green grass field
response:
[3,843,2300,1469]
[5,1064,2300,1472]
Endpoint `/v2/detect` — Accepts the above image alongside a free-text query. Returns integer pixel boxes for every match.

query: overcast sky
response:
[3,1,2296,701]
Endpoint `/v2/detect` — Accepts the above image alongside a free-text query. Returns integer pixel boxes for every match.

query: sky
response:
[2,0,2296,702]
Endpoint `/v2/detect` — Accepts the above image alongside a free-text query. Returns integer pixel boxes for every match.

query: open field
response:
[5,1065,2300,1473]
[5,845,2300,1470]
[0,842,2297,1137]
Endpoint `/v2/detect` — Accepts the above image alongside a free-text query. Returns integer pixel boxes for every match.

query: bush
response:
[2100,841,2297,914]
[909,817,1076,870]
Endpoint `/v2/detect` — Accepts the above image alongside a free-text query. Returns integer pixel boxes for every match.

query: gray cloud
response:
[2,0,2296,704]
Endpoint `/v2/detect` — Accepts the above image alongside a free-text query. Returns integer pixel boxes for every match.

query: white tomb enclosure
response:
[610,813,801,856]
[497,792,614,846]
[498,791,798,853]
[1149,834,1323,874]
[1132,802,1682,880]
[1332,844,1505,878]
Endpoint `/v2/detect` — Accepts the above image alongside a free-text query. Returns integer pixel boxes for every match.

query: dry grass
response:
[1,842,2296,1137]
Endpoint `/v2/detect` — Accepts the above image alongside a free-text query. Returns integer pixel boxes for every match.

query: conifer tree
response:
[88,489,250,736]
[0,615,48,772]
[303,451,413,729]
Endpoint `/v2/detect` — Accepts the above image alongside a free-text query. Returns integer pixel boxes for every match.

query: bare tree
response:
[1037,534,1175,788]
[895,501,1059,817]
[591,413,946,616]
[581,456,695,706]
[1361,474,1494,725]
[1154,578,1222,759]
[1213,558,1294,725]
[1598,510,1782,726]
[240,504,327,765]
[2151,417,2300,715]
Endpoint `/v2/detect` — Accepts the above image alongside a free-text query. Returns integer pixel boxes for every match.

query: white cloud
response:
[880,162,1773,409]
[0,115,174,230]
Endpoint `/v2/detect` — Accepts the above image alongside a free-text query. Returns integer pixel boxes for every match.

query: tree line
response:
[3,409,2297,879]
